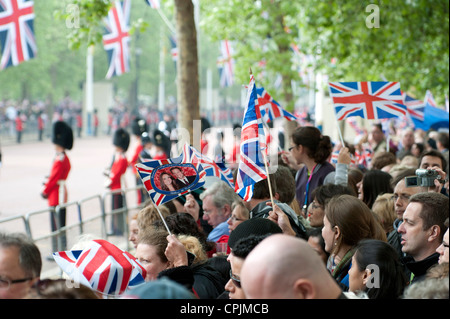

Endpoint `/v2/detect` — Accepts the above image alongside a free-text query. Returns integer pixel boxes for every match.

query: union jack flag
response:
[53,239,147,296]
[145,0,160,9]
[102,0,130,79]
[256,87,297,123]
[186,144,234,188]
[402,92,424,121]
[169,34,177,62]
[234,74,267,201]
[136,144,206,206]
[217,40,234,87]
[424,90,437,108]
[0,0,37,70]
[355,144,373,168]
[329,150,357,166]
[329,81,407,120]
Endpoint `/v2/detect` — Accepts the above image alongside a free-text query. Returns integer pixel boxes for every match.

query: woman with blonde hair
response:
[322,194,386,291]
[372,193,396,235]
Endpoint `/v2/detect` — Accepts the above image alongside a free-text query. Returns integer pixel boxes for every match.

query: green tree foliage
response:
[202,0,449,105]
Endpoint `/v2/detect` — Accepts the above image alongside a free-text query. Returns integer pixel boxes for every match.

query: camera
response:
[405,169,442,187]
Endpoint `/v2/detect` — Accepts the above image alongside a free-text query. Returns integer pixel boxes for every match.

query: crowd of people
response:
[0,118,449,300]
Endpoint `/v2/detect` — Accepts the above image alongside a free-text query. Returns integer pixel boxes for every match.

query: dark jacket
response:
[158,262,227,299]
[404,252,440,284]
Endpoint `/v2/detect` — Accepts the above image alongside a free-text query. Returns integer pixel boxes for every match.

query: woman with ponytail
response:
[283,126,335,215]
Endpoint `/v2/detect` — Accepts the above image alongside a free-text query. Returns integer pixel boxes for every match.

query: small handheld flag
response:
[234,71,269,202]
[329,81,407,120]
[256,87,297,123]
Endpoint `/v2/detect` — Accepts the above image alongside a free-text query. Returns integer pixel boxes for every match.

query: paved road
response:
[0,134,143,276]
[0,134,139,217]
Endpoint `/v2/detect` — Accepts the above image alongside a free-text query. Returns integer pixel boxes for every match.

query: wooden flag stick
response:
[262,151,275,208]
[152,201,172,236]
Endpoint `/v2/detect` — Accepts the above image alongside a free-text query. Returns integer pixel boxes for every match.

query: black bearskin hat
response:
[52,121,74,150]
[131,118,148,136]
[113,128,130,152]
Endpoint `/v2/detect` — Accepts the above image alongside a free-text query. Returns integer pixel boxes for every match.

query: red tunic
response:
[42,152,71,207]
[109,153,128,190]
[129,144,144,175]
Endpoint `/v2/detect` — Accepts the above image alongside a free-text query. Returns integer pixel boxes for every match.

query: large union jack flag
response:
[256,87,297,123]
[136,144,206,206]
[0,0,37,70]
[234,74,267,201]
[102,0,130,79]
[217,40,234,87]
[53,239,147,296]
[186,144,234,188]
[329,81,407,120]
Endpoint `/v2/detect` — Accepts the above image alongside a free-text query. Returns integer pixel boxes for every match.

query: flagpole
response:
[327,83,346,147]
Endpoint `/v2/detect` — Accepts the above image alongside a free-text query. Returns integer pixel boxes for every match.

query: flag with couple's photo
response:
[329,81,407,120]
[135,144,206,206]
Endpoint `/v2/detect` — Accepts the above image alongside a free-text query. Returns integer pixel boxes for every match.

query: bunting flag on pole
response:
[136,144,206,206]
[102,0,131,79]
[328,81,407,120]
[168,34,177,62]
[186,144,234,188]
[402,92,425,121]
[234,73,267,201]
[256,87,297,123]
[217,40,234,87]
[145,0,160,9]
[424,90,437,108]
[53,239,147,296]
[0,0,37,70]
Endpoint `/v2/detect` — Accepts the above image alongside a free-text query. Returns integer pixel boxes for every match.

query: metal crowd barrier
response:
[0,186,146,256]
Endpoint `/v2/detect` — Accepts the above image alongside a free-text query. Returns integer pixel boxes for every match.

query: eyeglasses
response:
[393,194,411,202]
[229,270,241,288]
[229,215,245,223]
[0,276,33,290]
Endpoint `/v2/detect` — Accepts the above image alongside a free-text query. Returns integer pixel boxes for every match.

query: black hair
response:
[291,127,332,163]
[354,239,407,299]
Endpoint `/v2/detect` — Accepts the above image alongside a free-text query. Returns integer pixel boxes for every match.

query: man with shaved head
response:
[240,234,344,299]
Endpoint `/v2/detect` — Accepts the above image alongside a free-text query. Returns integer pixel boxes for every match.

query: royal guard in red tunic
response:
[15,111,24,144]
[41,121,73,252]
[105,128,130,235]
[130,118,148,204]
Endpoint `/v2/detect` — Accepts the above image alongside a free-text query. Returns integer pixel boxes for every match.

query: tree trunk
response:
[174,0,199,146]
